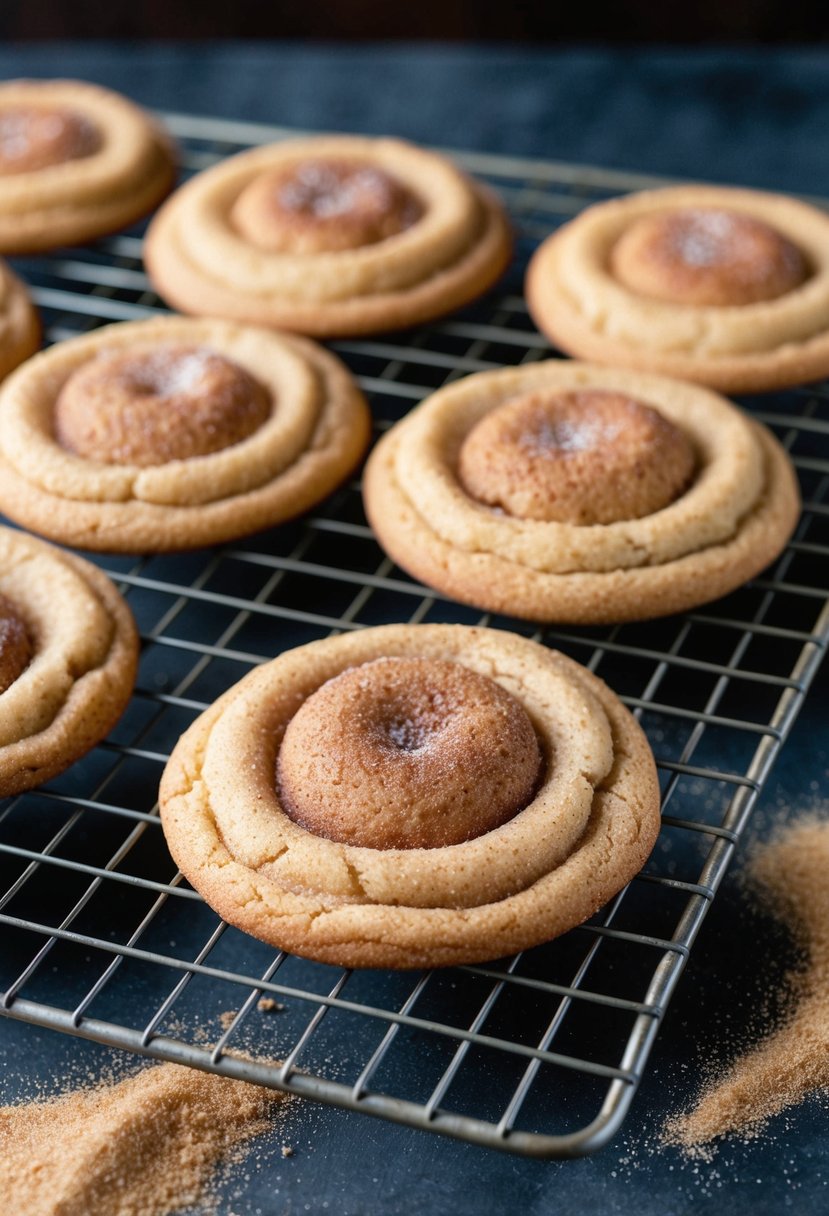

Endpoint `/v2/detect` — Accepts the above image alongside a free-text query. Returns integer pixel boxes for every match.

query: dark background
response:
[2,0,828,41]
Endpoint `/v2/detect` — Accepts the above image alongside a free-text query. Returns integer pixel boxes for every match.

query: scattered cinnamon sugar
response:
[0,1061,292,1216]
[665,816,829,1155]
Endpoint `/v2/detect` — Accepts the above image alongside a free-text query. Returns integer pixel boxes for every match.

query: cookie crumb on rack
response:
[258,997,286,1013]
[664,815,829,1156]
[0,1061,291,1216]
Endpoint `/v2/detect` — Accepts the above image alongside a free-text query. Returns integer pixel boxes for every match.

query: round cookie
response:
[526,185,829,393]
[362,361,800,624]
[0,315,371,553]
[144,135,512,338]
[0,260,39,380]
[0,79,175,253]
[0,525,138,796]
[159,624,661,970]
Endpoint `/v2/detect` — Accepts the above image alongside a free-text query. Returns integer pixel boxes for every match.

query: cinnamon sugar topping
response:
[277,656,542,850]
[232,158,422,253]
[54,344,272,467]
[0,107,100,174]
[458,388,696,525]
[0,590,32,694]
[611,207,808,307]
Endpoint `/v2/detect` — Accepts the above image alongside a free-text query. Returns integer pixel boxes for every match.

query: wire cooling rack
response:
[0,113,827,1160]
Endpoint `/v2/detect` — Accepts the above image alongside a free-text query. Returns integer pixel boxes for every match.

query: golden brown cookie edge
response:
[0,265,41,381]
[525,219,829,394]
[0,326,371,553]
[158,629,661,969]
[144,181,512,338]
[362,418,801,624]
[0,535,139,796]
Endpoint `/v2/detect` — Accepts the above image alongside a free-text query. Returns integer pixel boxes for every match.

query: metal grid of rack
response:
[0,113,827,1158]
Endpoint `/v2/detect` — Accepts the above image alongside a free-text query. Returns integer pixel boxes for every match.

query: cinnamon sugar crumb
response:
[665,816,829,1156]
[258,997,286,1013]
[0,1061,292,1216]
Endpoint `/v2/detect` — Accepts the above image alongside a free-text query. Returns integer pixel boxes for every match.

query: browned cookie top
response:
[232,159,422,254]
[0,106,101,174]
[458,388,695,526]
[54,345,271,467]
[0,591,32,694]
[610,207,808,307]
[277,656,541,850]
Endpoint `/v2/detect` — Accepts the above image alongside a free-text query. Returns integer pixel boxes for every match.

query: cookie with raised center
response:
[526,185,829,392]
[159,624,661,969]
[0,259,39,381]
[0,315,370,552]
[144,135,511,338]
[362,360,800,623]
[0,526,138,795]
[0,79,175,253]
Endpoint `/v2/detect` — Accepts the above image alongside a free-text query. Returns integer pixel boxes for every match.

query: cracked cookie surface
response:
[363,360,800,624]
[159,624,661,969]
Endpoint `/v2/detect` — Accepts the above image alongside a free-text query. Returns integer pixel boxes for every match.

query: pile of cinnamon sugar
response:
[665,816,829,1154]
[0,1061,291,1215]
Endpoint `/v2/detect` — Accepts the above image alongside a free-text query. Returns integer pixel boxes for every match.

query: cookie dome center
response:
[276,656,542,850]
[0,592,33,694]
[53,345,272,467]
[458,389,696,525]
[610,207,808,307]
[231,159,423,253]
[0,107,100,174]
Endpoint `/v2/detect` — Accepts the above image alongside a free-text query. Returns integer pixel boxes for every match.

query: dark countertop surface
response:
[5,43,829,193]
[0,42,828,1216]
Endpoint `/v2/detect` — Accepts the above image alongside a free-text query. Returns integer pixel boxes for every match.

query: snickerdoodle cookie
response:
[0,315,370,552]
[144,135,511,337]
[0,525,138,796]
[363,361,800,623]
[0,260,39,380]
[0,79,175,254]
[526,185,829,392]
[159,624,661,969]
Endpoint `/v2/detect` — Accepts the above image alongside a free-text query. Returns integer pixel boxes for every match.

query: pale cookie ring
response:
[0,79,176,254]
[144,136,512,338]
[0,260,40,380]
[0,525,138,796]
[159,625,661,970]
[526,185,829,392]
[362,361,800,624]
[0,315,371,553]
